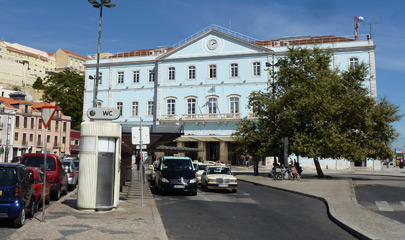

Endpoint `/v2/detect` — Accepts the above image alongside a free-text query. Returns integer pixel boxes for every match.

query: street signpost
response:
[41,106,58,222]
[131,118,150,206]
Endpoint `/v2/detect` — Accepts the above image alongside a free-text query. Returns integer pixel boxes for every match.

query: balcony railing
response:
[182,113,242,121]
[161,114,179,121]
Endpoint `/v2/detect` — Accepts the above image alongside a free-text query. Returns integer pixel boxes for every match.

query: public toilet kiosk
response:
[77,108,121,211]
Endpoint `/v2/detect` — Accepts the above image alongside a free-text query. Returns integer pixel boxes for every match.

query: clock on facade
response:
[207,39,218,50]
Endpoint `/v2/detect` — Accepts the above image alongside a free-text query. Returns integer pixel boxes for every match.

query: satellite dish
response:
[359,16,364,22]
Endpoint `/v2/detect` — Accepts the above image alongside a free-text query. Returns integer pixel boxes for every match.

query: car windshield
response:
[0,167,16,185]
[208,167,231,175]
[73,161,79,168]
[21,156,56,171]
[198,165,207,170]
[162,159,193,170]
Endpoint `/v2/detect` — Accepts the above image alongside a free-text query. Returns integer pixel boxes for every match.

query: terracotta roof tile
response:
[61,49,90,60]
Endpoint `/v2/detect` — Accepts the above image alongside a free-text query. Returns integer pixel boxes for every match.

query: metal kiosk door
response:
[96,137,115,209]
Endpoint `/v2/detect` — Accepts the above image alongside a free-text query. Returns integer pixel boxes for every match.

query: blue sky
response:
[1,0,404,149]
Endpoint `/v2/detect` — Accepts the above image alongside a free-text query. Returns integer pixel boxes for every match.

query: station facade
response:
[84,25,376,165]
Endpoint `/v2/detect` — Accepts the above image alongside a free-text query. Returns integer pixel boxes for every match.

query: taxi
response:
[201,165,237,193]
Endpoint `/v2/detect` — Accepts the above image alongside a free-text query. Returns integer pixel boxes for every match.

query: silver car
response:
[63,158,78,191]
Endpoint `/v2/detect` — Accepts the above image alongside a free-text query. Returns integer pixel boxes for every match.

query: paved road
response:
[153,181,356,240]
[353,175,405,224]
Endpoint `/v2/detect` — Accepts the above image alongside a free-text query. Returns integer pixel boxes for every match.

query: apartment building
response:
[54,48,90,74]
[0,92,72,162]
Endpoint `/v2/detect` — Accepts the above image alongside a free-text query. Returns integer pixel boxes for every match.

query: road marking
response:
[375,201,394,211]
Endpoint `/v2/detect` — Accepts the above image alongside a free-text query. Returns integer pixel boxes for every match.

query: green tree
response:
[41,69,84,130]
[32,77,44,90]
[234,48,402,177]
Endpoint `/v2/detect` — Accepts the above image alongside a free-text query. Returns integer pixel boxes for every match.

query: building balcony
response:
[160,114,179,122]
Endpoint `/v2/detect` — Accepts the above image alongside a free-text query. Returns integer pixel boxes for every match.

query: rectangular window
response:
[208,98,218,114]
[149,70,155,82]
[350,57,359,68]
[230,97,240,113]
[131,102,139,116]
[30,134,34,142]
[168,67,175,80]
[188,66,196,80]
[98,72,102,85]
[37,134,41,145]
[38,119,42,129]
[63,122,66,132]
[14,132,18,141]
[231,63,238,77]
[31,118,34,129]
[22,133,27,145]
[133,70,140,83]
[54,136,58,146]
[62,136,66,144]
[209,65,217,79]
[55,121,59,131]
[47,135,50,143]
[116,102,123,116]
[167,99,176,115]
[118,71,124,84]
[187,98,196,114]
[15,116,20,128]
[147,101,154,116]
[23,117,28,128]
[253,62,261,76]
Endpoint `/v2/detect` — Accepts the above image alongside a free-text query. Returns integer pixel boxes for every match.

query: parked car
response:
[0,163,36,228]
[195,162,214,184]
[150,161,159,184]
[62,159,78,191]
[154,156,198,196]
[73,159,79,182]
[201,165,238,193]
[26,166,50,212]
[11,156,21,164]
[21,153,68,200]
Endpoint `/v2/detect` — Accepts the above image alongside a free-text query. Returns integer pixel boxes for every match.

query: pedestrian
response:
[245,155,250,168]
[240,155,244,166]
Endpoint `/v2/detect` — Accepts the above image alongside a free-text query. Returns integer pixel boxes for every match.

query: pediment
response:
[158,29,271,60]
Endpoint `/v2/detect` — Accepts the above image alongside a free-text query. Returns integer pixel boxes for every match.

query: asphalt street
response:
[153,181,356,240]
[353,175,405,224]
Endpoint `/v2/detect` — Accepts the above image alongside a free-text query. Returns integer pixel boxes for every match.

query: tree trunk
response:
[314,157,324,178]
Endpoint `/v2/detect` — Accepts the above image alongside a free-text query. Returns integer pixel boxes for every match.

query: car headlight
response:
[207,178,216,183]
[161,178,169,183]
[189,178,197,184]
[230,179,238,183]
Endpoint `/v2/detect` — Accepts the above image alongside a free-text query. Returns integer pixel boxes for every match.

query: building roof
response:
[61,49,90,60]
[6,46,49,61]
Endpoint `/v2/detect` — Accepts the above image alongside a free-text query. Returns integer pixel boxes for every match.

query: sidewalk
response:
[9,165,168,240]
[233,164,405,240]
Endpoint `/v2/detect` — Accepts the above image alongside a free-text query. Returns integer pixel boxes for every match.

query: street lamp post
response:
[266,58,288,166]
[88,0,116,108]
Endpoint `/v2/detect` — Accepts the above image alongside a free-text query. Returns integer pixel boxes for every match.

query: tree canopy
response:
[233,48,402,177]
[40,69,84,130]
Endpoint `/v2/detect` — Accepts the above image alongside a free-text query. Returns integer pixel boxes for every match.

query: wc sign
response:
[87,107,120,120]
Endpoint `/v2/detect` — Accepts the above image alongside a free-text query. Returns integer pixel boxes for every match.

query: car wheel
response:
[52,188,61,200]
[191,189,197,196]
[232,189,237,193]
[27,198,35,218]
[68,184,74,191]
[13,208,25,228]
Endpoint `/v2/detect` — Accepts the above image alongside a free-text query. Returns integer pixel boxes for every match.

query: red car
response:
[21,153,68,200]
[26,167,50,212]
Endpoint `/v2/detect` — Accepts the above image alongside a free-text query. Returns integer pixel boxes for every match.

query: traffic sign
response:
[41,106,58,128]
[87,107,120,120]
[132,127,150,145]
